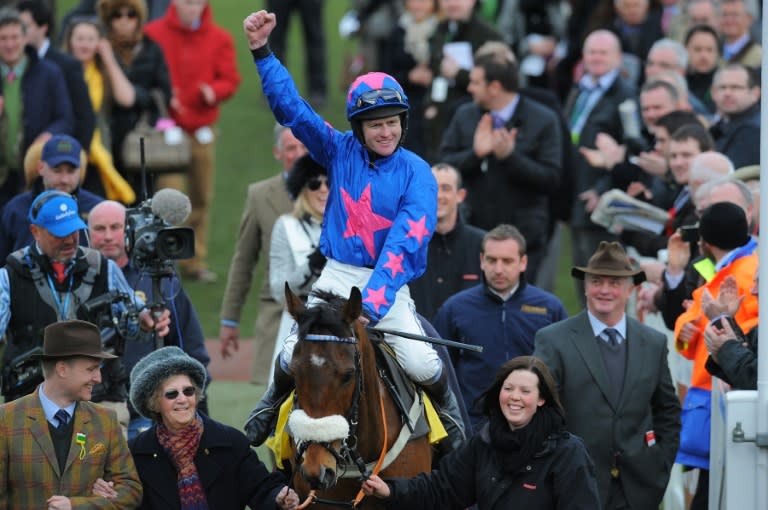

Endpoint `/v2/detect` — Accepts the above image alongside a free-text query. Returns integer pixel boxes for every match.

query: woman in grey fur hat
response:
[99,346,299,510]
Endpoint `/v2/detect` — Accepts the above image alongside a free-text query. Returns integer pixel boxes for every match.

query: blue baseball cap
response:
[29,191,87,237]
[41,134,81,168]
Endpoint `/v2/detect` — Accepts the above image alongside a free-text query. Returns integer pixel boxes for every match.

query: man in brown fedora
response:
[535,241,680,510]
[0,320,142,509]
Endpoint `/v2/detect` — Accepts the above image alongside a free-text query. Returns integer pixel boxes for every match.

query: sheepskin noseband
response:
[288,409,350,443]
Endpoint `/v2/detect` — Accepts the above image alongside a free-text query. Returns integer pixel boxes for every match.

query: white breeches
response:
[279,259,442,383]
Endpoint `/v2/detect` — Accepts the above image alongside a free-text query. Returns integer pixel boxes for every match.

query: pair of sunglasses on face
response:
[111,9,138,20]
[307,176,328,191]
[163,386,196,400]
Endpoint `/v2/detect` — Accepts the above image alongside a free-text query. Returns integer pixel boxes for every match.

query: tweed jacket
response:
[0,388,142,509]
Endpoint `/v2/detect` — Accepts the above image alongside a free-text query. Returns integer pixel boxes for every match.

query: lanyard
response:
[46,273,74,320]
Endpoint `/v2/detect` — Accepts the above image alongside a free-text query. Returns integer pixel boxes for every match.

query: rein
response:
[293,331,390,508]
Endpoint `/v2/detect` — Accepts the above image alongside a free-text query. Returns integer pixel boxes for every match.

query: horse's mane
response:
[295,290,357,340]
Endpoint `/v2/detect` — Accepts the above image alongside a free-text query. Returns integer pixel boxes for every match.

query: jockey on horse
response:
[243,9,465,453]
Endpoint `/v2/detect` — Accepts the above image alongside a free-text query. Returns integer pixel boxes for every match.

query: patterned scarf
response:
[156,416,209,510]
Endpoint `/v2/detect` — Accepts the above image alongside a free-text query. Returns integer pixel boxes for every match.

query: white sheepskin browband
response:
[288,409,350,443]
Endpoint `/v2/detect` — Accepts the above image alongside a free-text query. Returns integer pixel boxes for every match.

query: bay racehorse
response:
[284,285,433,509]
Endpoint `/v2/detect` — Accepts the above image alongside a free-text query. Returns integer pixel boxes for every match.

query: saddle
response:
[368,330,431,439]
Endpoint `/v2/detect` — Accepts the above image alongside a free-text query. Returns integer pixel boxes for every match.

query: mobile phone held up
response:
[680,225,699,244]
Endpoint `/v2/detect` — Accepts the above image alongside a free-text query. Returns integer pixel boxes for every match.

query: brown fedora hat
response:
[30,320,117,360]
[572,241,646,285]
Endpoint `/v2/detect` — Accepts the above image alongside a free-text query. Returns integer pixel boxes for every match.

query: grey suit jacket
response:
[220,173,292,323]
[534,311,680,509]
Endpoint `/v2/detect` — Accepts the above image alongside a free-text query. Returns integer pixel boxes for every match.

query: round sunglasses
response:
[163,386,196,400]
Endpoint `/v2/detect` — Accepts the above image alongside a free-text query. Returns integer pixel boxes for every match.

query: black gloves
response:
[307,247,327,276]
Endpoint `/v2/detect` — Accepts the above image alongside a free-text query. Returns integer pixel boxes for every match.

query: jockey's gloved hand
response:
[307,247,327,275]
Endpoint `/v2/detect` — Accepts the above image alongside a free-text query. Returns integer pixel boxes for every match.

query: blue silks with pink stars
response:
[255,53,437,322]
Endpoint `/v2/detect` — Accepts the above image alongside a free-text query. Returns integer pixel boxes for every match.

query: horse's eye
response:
[341,371,354,384]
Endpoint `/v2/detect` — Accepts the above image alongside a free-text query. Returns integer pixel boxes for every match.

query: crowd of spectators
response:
[0,0,764,508]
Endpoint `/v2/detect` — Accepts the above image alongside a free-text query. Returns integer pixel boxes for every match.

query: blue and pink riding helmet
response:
[346,72,409,147]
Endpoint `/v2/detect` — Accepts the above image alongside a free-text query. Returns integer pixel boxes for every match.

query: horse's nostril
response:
[319,465,337,490]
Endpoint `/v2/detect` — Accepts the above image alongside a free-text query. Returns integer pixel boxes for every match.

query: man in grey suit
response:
[534,242,680,509]
[438,42,563,282]
[219,125,306,383]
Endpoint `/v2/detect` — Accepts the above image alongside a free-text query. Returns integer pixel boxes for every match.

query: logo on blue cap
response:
[29,191,87,237]
[42,134,82,168]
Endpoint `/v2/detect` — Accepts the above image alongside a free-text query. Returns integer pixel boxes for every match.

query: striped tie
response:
[55,409,70,429]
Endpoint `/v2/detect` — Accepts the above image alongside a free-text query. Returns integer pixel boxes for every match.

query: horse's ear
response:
[285,282,305,319]
[343,287,363,324]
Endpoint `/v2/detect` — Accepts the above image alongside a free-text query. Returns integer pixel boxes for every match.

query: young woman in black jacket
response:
[362,356,601,509]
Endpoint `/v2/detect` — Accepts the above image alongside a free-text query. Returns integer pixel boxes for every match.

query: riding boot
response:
[422,370,466,455]
[244,363,294,446]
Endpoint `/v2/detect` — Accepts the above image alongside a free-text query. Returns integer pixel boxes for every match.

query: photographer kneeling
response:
[88,199,210,440]
[0,191,170,416]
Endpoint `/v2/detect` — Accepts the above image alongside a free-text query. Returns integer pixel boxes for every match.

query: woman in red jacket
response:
[145,0,241,283]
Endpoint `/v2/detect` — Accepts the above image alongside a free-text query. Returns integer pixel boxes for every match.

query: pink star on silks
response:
[383,251,404,278]
[341,184,393,258]
[406,215,430,246]
[363,286,389,313]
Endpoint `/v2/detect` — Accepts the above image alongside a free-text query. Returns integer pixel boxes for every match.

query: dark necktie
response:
[491,112,505,129]
[55,409,70,429]
[51,261,67,284]
[604,328,621,346]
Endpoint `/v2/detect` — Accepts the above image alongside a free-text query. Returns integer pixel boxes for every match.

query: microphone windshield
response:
[151,188,191,225]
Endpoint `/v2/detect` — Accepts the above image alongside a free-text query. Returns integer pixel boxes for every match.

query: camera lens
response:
[156,227,195,260]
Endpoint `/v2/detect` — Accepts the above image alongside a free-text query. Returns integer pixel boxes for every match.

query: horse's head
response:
[285,284,364,491]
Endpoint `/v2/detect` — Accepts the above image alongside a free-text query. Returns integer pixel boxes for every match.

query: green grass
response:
[207,380,272,457]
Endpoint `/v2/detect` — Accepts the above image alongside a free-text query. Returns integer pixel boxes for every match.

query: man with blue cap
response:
[0,134,103,266]
[0,190,171,404]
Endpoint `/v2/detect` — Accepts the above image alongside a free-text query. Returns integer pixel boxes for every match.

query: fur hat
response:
[285,154,327,199]
[129,346,206,421]
[97,0,147,28]
[572,241,646,285]
[699,202,750,250]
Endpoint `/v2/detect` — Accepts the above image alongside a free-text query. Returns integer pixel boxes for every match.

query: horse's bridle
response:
[292,333,372,493]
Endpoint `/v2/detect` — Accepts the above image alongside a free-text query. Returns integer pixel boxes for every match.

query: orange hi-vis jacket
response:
[674,252,759,391]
